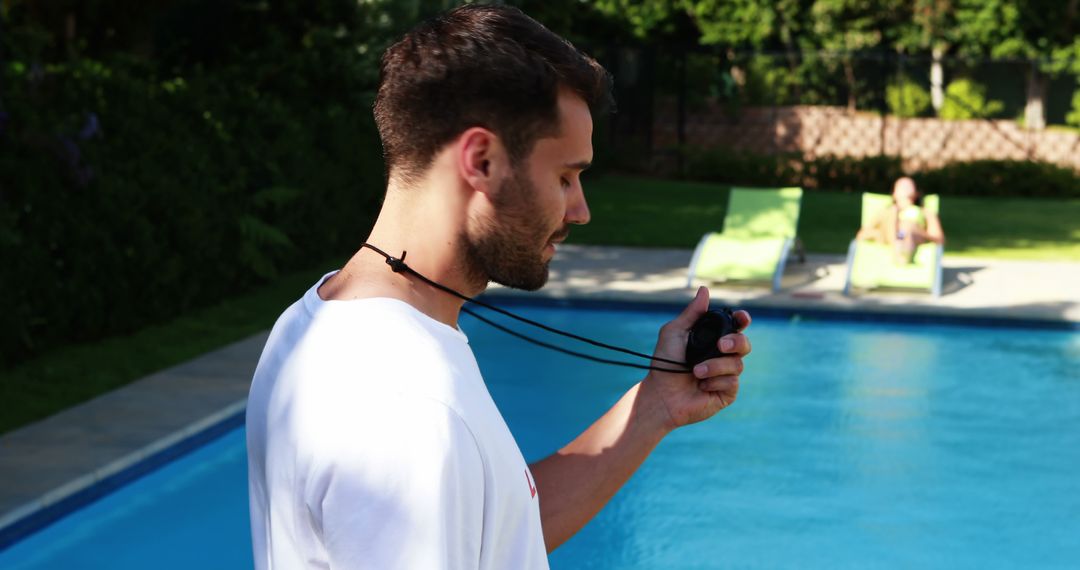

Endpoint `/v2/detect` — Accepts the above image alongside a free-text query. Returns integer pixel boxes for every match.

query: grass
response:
[0,261,341,434]
[572,174,1080,261]
[4,174,1077,435]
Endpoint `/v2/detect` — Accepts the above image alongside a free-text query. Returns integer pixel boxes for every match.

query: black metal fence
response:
[593,47,1080,175]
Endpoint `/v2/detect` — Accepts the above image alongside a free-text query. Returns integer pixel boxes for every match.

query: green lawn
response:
[4,174,1078,435]
[0,261,342,434]
[572,174,1080,261]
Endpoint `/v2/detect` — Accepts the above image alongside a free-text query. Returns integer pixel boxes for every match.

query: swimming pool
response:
[2,303,1078,568]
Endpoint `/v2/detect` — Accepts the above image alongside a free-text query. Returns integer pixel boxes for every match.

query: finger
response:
[692,355,744,379]
[732,310,752,332]
[718,333,751,357]
[698,375,739,393]
[669,286,710,330]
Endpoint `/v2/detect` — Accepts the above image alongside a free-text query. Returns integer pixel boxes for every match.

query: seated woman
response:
[856,177,945,264]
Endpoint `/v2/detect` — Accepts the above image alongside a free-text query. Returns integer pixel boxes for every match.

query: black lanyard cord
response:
[461,306,690,373]
[359,242,692,372]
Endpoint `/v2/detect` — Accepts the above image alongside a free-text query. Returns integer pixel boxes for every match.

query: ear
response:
[458,127,509,196]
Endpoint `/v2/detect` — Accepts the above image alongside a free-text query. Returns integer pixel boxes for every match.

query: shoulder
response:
[867,204,894,225]
[277,298,473,384]
[252,296,490,462]
[315,393,484,468]
[276,299,486,435]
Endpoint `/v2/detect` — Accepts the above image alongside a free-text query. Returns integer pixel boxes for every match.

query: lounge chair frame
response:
[842,193,944,298]
[686,186,802,293]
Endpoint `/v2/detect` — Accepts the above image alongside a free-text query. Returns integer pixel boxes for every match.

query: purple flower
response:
[56,135,93,186]
[78,113,101,140]
[28,63,44,84]
[59,136,80,168]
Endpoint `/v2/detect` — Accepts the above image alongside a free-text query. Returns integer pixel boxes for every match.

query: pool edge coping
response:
[0,399,247,550]
[482,293,1080,330]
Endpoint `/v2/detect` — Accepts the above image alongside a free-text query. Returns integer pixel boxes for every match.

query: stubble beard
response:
[461,169,564,292]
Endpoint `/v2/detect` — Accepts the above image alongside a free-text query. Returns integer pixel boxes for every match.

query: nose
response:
[565,180,590,226]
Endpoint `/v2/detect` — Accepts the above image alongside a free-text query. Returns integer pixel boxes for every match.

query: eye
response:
[560,177,571,189]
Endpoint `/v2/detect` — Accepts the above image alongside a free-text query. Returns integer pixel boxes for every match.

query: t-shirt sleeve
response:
[306,397,486,569]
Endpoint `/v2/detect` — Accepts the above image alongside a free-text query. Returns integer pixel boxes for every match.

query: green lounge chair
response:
[843,193,943,297]
[687,186,803,292]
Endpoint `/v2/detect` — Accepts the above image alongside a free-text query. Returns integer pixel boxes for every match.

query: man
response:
[856,176,946,264]
[246,5,751,568]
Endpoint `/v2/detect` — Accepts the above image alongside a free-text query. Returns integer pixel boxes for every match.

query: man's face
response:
[463,90,593,290]
[462,168,564,290]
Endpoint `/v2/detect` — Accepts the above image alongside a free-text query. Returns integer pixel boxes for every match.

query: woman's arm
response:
[856,207,890,241]
[923,211,945,244]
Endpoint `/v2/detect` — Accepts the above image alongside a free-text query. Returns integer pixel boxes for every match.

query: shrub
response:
[886,76,931,118]
[0,48,384,368]
[682,148,903,193]
[914,160,1080,198]
[805,155,905,193]
[742,54,795,106]
[940,78,1004,120]
[683,147,801,187]
[679,145,1078,199]
[1067,87,1080,128]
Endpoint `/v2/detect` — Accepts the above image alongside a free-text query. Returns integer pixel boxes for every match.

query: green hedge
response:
[681,147,1079,197]
[1,48,385,368]
[683,148,905,193]
[913,160,1080,198]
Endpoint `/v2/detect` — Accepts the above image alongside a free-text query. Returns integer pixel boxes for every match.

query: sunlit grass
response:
[574,173,1080,261]
[0,261,341,434]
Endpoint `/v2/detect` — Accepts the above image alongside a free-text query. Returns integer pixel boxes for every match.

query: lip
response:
[546,230,569,254]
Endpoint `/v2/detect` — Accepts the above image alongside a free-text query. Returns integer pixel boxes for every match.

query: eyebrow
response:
[565,160,592,171]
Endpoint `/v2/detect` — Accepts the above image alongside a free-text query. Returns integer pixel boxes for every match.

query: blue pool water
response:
[3,304,1079,568]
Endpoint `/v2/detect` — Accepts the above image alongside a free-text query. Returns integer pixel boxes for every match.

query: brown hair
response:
[373,4,613,185]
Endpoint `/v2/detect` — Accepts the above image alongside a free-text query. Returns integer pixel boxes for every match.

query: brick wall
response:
[654,101,1080,172]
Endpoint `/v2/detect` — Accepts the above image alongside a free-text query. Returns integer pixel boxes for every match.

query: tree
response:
[952,0,1080,129]
[886,74,932,117]
[896,0,955,113]
[940,78,1004,119]
[808,0,908,112]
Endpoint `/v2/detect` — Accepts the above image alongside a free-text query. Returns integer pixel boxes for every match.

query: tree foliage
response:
[952,0,1078,64]
[4,0,1080,365]
[940,78,1005,119]
[0,0,418,365]
[886,75,932,117]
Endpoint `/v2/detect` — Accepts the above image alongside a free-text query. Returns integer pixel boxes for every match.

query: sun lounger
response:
[843,193,943,297]
[687,186,803,292]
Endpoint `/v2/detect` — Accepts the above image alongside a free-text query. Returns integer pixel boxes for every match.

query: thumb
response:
[671,286,710,330]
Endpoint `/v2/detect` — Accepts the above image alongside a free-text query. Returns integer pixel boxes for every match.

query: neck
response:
[317,181,483,328]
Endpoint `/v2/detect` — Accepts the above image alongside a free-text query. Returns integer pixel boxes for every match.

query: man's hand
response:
[530,287,750,550]
[642,286,751,431]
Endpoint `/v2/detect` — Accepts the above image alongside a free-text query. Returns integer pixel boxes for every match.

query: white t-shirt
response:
[246,273,548,569]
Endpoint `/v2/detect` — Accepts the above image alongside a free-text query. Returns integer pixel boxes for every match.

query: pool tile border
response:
[482,294,1080,331]
[0,400,246,551]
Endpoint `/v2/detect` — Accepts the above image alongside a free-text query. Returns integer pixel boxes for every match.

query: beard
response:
[461,169,567,291]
